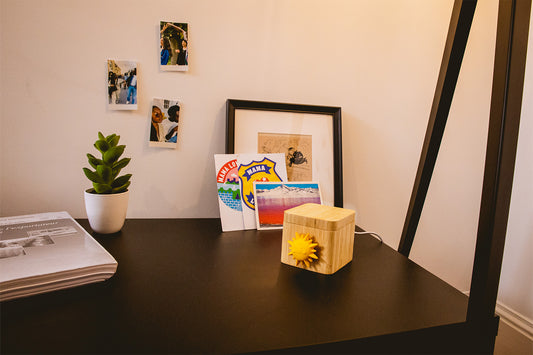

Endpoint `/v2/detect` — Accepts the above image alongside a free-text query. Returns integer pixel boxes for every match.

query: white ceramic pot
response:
[84,190,129,234]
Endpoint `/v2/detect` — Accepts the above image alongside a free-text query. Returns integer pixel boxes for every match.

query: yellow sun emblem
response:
[288,232,319,267]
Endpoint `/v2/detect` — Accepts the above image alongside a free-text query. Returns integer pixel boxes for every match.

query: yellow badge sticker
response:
[238,157,282,210]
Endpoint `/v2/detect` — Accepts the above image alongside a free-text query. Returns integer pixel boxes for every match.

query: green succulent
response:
[83,132,132,194]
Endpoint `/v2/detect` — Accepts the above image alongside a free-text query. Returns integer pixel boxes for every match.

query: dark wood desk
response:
[1,219,495,353]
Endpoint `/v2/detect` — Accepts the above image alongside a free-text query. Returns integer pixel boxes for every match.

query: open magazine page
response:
[0,211,117,301]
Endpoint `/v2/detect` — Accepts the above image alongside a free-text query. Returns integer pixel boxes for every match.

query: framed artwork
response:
[226,99,343,207]
[149,98,180,148]
[107,60,138,110]
[254,181,323,230]
[160,21,189,71]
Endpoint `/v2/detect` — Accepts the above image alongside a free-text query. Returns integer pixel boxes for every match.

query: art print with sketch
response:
[258,132,312,181]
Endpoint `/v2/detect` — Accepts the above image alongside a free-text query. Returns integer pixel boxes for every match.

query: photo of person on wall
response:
[107,59,138,110]
[160,21,188,71]
[149,98,181,148]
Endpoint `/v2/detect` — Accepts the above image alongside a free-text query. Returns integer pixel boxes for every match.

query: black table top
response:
[1,218,469,353]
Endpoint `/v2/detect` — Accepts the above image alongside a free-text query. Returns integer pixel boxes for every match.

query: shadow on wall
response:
[343,113,421,248]
[134,102,226,218]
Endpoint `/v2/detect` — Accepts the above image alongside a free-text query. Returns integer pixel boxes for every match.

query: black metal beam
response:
[398,0,477,256]
[467,0,531,328]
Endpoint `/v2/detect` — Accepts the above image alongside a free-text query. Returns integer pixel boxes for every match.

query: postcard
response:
[254,182,322,230]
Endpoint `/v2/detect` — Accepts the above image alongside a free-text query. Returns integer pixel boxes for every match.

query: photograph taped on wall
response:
[226,99,343,207]
[254,181,322,230]
[160,21,189,71]
[150,98,180,148]
[107,60,138,110]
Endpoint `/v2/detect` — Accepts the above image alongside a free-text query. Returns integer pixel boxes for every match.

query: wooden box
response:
[281,203,356,275]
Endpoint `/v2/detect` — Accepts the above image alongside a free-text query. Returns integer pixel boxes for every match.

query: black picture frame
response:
[226,99,343,207]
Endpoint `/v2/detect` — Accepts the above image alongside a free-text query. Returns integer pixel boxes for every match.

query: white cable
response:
[354,231,383,243]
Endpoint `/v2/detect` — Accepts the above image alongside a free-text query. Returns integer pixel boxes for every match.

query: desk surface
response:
[1,219,470,353]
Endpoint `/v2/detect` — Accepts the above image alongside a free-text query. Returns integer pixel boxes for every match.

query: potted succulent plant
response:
[83,132,132,234]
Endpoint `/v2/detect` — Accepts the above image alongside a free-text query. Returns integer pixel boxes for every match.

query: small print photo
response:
[254,181,322,230]
[107,59,138,110]
[160,21,188,71]
[0,235,55,259]
[258,133,312,181]
[150,98,180,148]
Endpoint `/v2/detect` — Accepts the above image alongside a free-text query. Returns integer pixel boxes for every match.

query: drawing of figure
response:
[287,147,308,167]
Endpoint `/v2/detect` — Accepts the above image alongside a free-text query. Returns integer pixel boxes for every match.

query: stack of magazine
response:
[0,211,117,302]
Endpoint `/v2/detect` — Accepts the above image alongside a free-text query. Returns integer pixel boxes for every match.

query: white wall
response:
[1,0,531,324]
[498,7,533,325]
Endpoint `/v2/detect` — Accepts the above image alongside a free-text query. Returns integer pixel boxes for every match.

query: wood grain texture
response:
[281,204,355,274]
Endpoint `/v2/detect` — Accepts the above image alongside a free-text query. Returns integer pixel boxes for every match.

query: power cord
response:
[354,231,383,244]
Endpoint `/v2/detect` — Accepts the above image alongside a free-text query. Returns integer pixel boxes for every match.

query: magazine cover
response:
[237,153,288,230]
[254,181,322,230]
[214,154,244,232]
[0,211,117,301]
